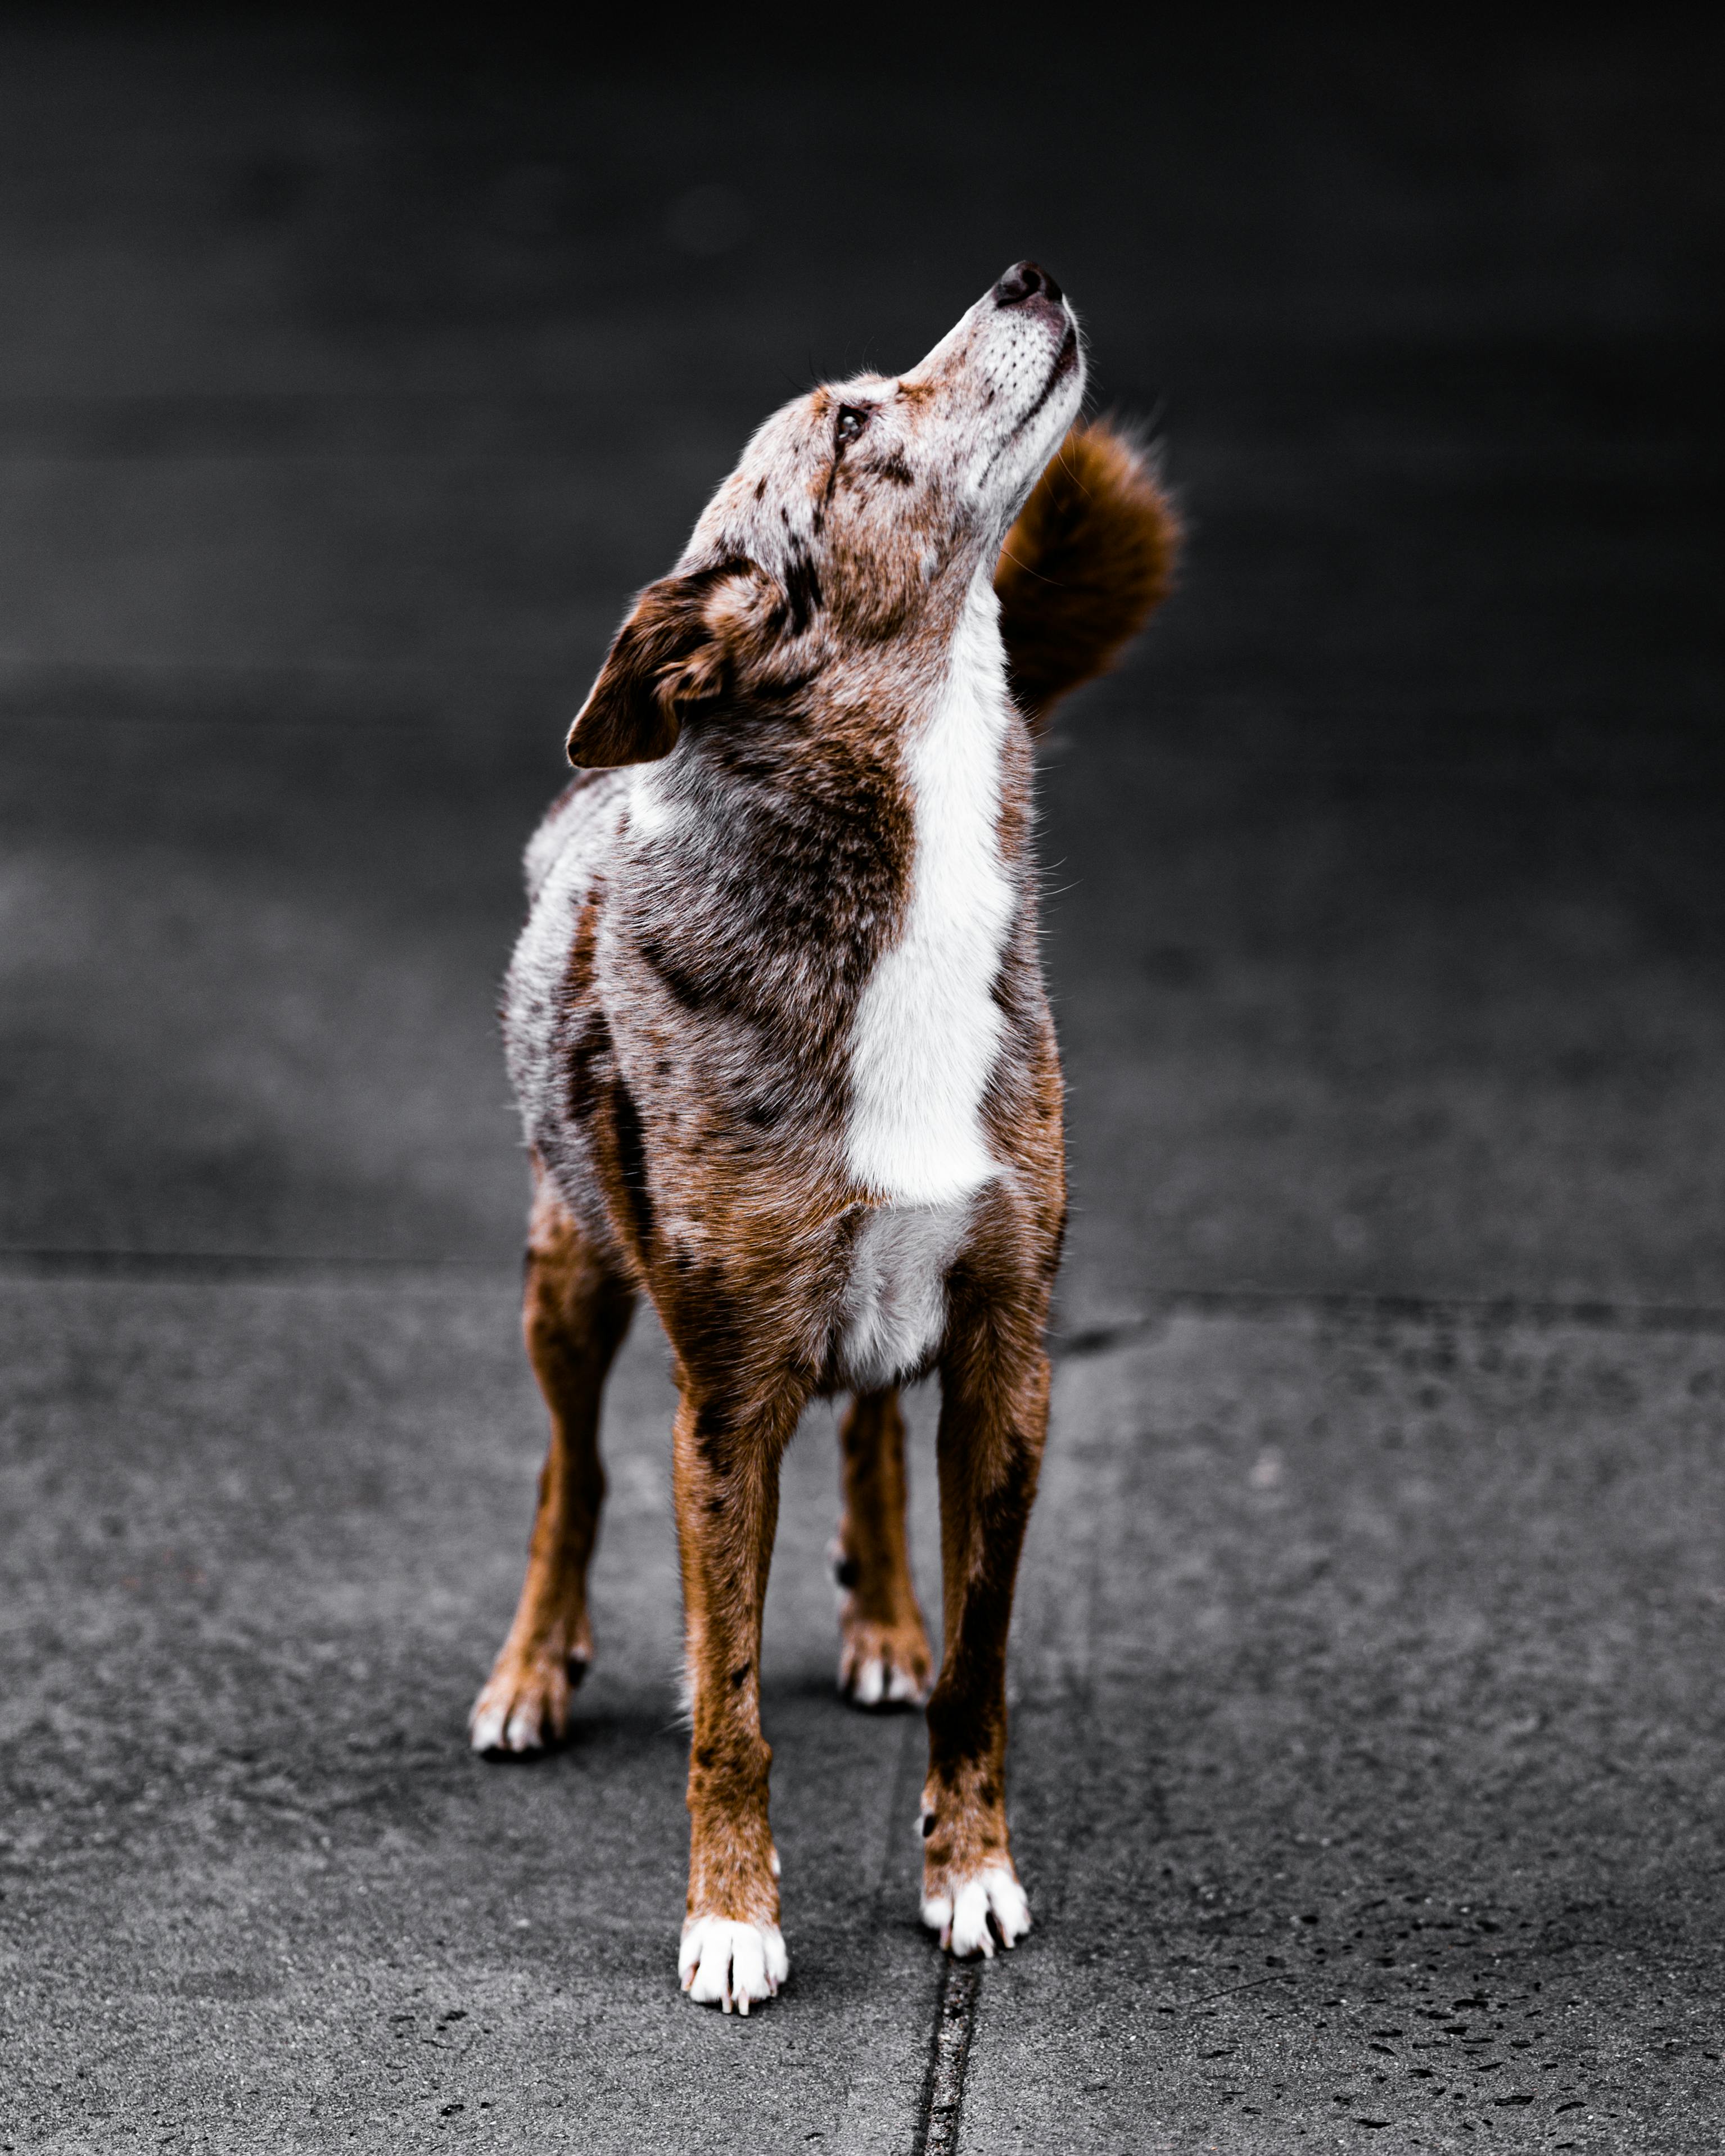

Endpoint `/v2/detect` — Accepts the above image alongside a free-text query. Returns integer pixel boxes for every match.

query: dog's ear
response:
[567,559,764,768]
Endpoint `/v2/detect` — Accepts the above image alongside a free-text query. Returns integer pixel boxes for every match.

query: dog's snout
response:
[992,260,1064,310]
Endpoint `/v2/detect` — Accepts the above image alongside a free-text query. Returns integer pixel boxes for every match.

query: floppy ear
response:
[566,561,757,768]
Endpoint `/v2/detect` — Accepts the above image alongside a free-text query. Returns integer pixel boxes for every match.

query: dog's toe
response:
[468,1693,516,1754]
[843,1652,930,1709]
[884,1658,928,1705]
[922,1865,1030,1958]
[679,1917,788,2015]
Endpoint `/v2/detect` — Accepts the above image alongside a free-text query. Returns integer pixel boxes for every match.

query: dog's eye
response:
[834,406,868,446]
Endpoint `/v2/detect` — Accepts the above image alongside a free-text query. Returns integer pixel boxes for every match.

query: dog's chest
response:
[844,592,1017,1209]
[837,590,1018,1384]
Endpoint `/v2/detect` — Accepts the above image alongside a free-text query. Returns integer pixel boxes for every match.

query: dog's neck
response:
[609,564,1027,1194]
[632,559,1019,872]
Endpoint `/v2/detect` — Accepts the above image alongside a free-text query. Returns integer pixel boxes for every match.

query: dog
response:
[469,262,1177,2012]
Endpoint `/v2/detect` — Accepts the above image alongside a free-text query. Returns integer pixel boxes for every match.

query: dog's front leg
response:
[674,1385,796,2013]
[920,1335,1050,1959]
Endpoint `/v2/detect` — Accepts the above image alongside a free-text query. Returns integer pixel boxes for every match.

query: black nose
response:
[992,260,1064,309]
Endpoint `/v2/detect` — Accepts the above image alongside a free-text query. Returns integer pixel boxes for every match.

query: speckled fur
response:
[472,265,1177,2010]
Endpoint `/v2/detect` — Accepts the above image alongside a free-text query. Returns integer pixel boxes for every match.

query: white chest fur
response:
[845,576,1015,1206]
[837,575,1016,1387]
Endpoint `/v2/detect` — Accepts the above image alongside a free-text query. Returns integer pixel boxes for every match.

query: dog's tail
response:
[995,419,1180,731]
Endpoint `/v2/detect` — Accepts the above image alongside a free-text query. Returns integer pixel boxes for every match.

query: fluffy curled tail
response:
[994,419,1180,731]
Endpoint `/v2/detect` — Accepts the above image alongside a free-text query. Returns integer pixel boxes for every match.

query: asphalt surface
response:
[2,15,1722,2153]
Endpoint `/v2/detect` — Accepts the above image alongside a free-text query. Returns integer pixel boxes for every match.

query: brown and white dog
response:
[469,263,1177,2012]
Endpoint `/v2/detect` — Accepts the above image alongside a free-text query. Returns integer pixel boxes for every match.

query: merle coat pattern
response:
[470,263,1177,2012]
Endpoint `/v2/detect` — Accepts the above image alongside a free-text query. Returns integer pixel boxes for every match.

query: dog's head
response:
[568,263,1085,767]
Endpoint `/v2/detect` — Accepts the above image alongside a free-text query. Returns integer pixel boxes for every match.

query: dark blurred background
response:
[3,6,1719,1320]
[2,10,1722,2151]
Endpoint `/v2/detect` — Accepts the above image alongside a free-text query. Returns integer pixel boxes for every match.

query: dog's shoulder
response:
[522,767,633,907]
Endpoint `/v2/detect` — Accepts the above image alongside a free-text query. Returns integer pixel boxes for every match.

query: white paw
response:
[679,1917,788,2015]
[468,1652,584,1756]
[847,1655,927,1709]
[921,1866,1031,1958]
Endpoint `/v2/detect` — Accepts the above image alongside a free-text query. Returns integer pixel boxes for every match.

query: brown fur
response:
[995,420,1180,728]
[469,1163,635,1750]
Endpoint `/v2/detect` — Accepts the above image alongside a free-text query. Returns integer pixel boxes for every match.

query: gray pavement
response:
[2,15,1722,2153]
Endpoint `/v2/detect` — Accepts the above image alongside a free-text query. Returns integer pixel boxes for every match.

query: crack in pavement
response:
[914,1959,983,2156]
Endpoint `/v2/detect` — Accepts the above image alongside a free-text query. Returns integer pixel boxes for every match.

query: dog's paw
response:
[921,1864,1031,1958]
[838,1615,933,1711]
[679,1917,788,2015]
[468,1645,586,1756]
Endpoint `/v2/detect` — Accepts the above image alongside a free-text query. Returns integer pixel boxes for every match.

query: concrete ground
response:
[1,13,1721,2152]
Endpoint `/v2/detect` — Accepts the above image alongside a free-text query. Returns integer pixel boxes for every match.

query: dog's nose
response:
[992,260,1064,309]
